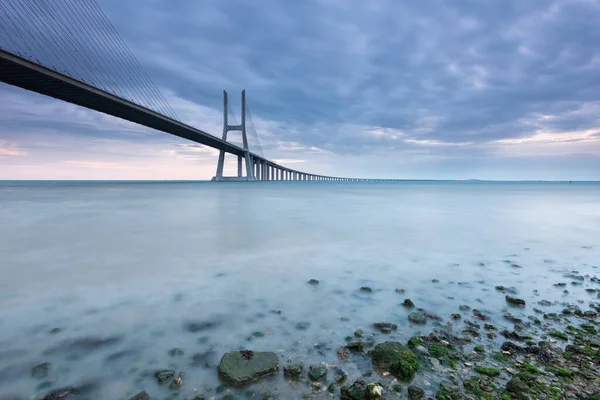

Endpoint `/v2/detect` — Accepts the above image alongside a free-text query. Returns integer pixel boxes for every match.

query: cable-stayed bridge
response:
[0,0,386,181]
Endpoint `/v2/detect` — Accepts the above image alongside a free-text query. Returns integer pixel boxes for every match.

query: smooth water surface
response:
[0,181,599,399]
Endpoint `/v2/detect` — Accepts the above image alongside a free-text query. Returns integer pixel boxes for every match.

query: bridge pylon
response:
[212,90,257,181]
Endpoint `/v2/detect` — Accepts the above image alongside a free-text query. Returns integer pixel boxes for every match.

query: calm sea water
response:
[0,181,599,399]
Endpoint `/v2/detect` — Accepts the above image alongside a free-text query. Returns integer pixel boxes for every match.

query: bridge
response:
[0,0,389,182]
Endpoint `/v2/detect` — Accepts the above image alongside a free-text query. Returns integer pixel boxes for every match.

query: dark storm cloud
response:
[93,0,600,153]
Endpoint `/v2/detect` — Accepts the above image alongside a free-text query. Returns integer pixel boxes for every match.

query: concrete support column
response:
[237,156,243,178]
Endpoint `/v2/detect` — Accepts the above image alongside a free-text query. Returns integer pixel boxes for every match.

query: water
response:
[0,181,599,399]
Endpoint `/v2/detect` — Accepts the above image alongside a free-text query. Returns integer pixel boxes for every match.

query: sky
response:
[1,0,600,180]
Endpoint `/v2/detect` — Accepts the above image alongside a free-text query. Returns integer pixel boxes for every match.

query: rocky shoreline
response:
[20,272,600,400]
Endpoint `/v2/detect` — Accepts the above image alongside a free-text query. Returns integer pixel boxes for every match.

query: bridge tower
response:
[212,90,256,181]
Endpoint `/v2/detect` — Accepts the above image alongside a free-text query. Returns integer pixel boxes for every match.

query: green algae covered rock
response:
[370,341,419,381]
[217,350,278,386]
[341,380,367,400]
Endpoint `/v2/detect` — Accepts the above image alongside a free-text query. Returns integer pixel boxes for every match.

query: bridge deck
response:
[0,49,252,158]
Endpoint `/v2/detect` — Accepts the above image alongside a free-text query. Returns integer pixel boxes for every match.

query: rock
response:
[373,322,397,334]
[407,385,425,400]
[538,300,553,306]
[40,383,97,400]
[366,382,383,399]
[154,370,175,384]
[53,336,121,354]
[284,361,303,377]
[341,380,367,400]
[50,328,61,335]
[408,312,427,324]
[190,350,218,368]
[128,391,149,400]
[506,295,526,306]
[370,341,418,381]
[32,362,51,379]
[500,330,532,341]
[308,363,327,381]
[346,341,365,352]
[474,366,500,377]
[395,288,405,293]
[334,368,348,383]
[217,350,279,386]
[506,376,528,394]
[437,381,460,399]
[168,348,184,357]
[169,374,183,390]
[308,279,319,285]
[450,313,461,320]
[295,322,310,330]
[354,329,364,338]
[495,286,505,292]
[185,320,221,333]
[432,279,439,283]
[459,305,470,311]
[360,287,373,293]
[472,309,488,320]
[403,299,415,308]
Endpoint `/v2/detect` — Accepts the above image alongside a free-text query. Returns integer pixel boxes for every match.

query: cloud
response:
[0,140,27,156]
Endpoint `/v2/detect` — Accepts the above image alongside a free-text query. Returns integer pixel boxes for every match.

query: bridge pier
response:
[213,90,256,181]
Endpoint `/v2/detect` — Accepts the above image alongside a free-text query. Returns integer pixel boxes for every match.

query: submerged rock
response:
[217,350,278,386]
[295,322,310,331]
[154,370,175,384]
[370,341,418,381]
[31,362,51,379]
[283,361,303,378]
[308,363,327,381]
[168,348,184,357]
[505,295,526,306]
[373,322,397,334]
[40,382,97,400]
[341,380,367,400]
[334,368,348,383]
[128,391,149,400]
[360,287,373,293]
[185,319,221,333]
[408,312,427,324]
[308,279,319,285]
[346,341,365,352]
